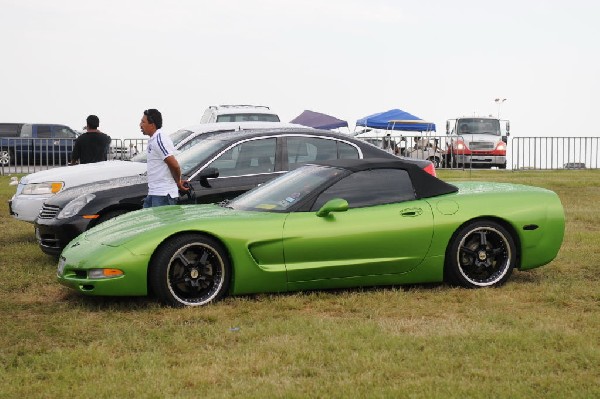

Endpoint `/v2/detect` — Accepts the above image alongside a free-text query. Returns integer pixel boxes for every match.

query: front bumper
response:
[454,154,506,167]
[10,194,52,223]
[35,217,90,257]
[57,244,148,296]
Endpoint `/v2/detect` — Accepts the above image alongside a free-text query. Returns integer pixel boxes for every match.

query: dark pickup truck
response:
[0,123,79,166]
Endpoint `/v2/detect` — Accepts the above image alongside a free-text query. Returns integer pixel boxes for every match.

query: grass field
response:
[0,170,598,398]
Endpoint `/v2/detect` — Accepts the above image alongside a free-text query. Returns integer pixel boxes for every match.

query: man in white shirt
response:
[139,109,187,208]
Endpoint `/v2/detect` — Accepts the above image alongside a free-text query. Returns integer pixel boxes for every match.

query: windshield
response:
[228,165,347,212]
[176,138,231,175]
[457,119,501,135]
[170,129,194,146]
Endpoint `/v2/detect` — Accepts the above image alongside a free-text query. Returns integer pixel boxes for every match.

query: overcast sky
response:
[1,0,598,139]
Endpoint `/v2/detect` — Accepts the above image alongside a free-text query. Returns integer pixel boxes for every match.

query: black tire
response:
[445,220,516,288]
[0,149,12,166]
[149,234,231,307]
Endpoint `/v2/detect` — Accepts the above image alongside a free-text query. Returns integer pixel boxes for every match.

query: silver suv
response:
[200,105,280,123]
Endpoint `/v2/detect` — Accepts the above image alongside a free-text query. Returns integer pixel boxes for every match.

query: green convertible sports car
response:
[57,158,565,307]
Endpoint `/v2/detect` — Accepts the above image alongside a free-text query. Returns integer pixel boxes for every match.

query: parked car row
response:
[7,115,565,308]
[33,126,433,256]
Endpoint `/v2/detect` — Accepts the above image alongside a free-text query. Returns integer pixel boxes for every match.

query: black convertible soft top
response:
[312,158,458,199]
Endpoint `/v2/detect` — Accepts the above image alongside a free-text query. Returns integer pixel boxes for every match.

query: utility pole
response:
[494,98,507,118]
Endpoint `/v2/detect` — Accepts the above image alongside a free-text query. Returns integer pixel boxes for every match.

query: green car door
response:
[282,199,434,282]
[281,168,435,282]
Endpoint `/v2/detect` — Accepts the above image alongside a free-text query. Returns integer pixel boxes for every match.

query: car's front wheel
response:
[149,234,231,307]
[445,220,516,288]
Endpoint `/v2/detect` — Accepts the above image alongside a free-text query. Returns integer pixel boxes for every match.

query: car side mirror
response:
[316,198,348,217]
[197,167,219,188]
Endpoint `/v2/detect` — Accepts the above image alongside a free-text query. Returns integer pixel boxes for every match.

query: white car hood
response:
[20,160,147,188]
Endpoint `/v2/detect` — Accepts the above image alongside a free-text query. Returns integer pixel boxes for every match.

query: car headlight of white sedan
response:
[21,182,64,195]
[57,194,96,219]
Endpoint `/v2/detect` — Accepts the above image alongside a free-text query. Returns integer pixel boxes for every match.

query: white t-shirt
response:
[146,129,179,197]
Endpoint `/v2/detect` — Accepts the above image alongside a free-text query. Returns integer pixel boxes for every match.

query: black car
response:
[35,127,435,256]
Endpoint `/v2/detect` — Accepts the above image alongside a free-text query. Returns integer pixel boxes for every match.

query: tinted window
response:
[310,169,415,210]
[37,125,52,138]
[287,137,359,170]
[0,123,23,136]
[207,137,276,177]
[338,142,360,159]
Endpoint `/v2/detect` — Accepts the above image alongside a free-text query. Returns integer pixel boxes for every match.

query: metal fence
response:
[1,138,148,175]
[108,138,148,161]
[3,135,598,176]
[356,133,600,171]
[510,137,599,170]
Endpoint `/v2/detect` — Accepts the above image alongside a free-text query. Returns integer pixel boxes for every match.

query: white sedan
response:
[9,121,304,223]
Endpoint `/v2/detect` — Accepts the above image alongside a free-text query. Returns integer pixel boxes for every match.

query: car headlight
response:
[57,194,96,219]
[22,182,64,195]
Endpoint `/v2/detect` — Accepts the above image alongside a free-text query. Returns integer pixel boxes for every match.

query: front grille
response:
[38,204,60,219]
[468,141,495,150]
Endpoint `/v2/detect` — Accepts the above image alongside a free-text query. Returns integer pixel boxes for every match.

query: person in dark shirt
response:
[70,115,112,164]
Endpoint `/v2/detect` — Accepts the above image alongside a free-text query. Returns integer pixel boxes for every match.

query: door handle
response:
[400,208,422,217]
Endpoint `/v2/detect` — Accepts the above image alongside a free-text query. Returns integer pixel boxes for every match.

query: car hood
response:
[77,204,263,249]
[46,174,148,206]
[19,160,146,187]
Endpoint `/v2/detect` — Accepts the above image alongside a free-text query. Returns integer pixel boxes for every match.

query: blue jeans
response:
[143,195,177,208]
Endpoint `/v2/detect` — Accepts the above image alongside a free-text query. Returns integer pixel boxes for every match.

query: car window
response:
[54,126,77,138]
[20,124,33,137]
[37,125,52,138]
[207,137,276,177]
[310,169,416,211]
[0,123,23,136]
[287,137,360,170]
[338,141,360,159]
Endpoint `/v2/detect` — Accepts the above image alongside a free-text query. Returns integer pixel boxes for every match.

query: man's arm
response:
[164,155,187,191]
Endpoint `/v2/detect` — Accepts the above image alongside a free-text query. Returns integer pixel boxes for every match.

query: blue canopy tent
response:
[290,110,349,130]
[355,109,436,132]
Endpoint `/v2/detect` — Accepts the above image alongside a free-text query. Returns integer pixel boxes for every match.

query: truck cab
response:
[445,117,509,169]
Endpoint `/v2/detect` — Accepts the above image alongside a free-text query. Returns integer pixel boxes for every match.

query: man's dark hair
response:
[86,115,100,129]
[144,109,163,129]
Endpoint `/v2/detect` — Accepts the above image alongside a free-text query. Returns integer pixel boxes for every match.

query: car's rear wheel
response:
[149,234,231,307]
[446,220,516,288]
[0,149,13,166]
